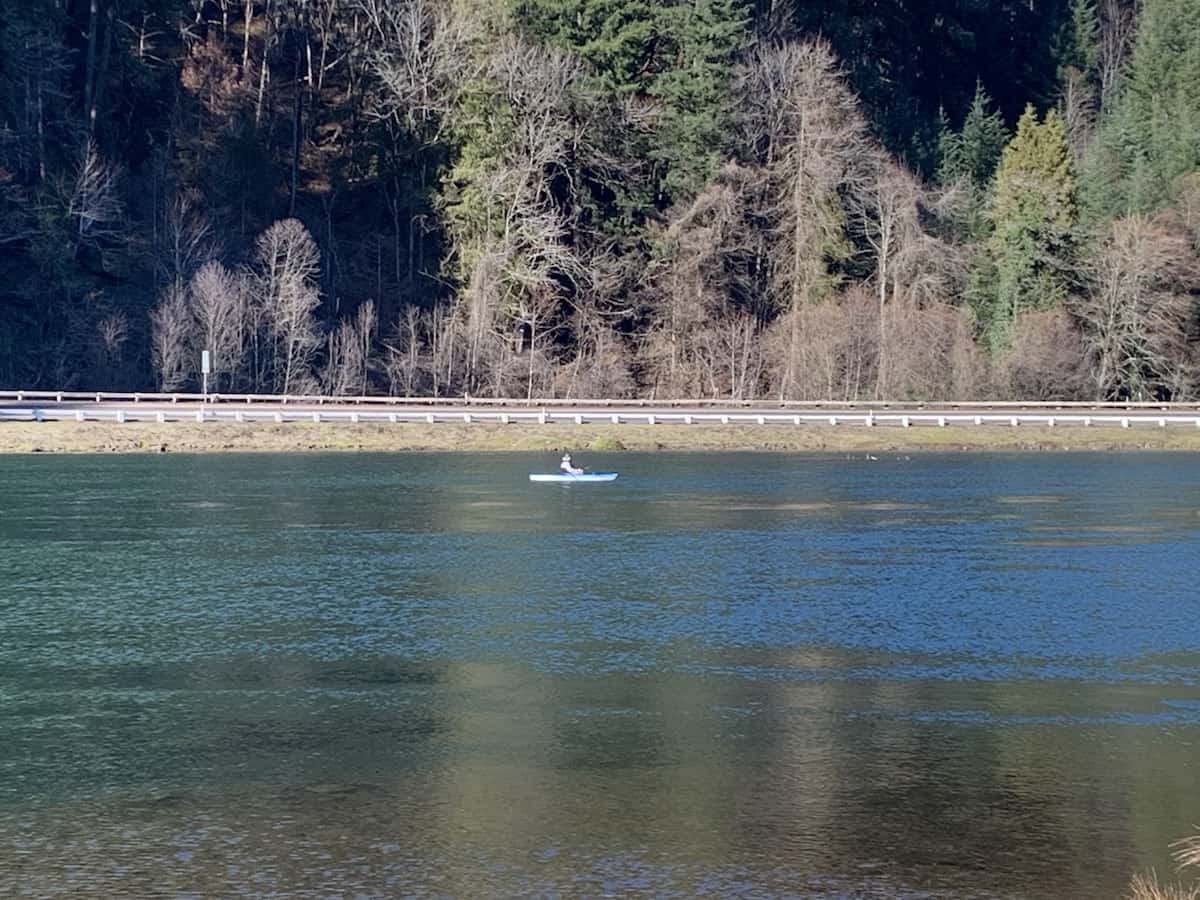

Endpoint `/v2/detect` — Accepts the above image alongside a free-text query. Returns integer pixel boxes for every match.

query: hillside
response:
[0,0,1196,400]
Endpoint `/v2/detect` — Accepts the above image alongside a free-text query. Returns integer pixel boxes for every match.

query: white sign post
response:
[201,350,211,400]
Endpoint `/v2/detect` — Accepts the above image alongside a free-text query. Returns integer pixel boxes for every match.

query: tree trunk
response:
[36,73,45,180]
[242,0,254,77]
[527,320,536,401]
[289,48,303,216]
[877,242,887,400]
[255,0,272,127]
[91,4,114,134]
[306,36,314,92]
[407,217,416,301]
[83,0,100,133]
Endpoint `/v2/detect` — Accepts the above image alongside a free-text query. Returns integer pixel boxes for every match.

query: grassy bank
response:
[4,421,1200,453]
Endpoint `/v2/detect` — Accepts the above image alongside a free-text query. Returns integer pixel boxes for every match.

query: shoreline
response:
[3,421,1200,453]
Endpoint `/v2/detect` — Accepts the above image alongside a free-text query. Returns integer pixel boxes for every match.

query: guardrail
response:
[3,389,1200,412]
[5,406,1200,429]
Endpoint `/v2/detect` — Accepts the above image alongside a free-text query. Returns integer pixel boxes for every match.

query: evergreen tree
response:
[985,105,1078,347]
[937,83,1008,241]
[1084,0,1200,216]
[515,0,657,94]
[1053,0,1102,166]
[650,0,748,201]
[937,83,1009,190]
[515,0,748,205]
[775,0,1074,174]
[1057,0,1101,76]
[1121,0,1200,209]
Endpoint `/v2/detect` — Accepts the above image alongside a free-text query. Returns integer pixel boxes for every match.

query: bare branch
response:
[360,0,482,140]
[69,139,123,245]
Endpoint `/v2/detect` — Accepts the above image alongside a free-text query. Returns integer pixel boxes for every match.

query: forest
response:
[0,0,1197,400]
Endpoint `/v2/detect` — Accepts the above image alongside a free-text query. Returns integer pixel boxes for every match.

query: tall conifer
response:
[1122,0,1200,208]
[986,105,1078,346]
[937,83,1009,190]
[515,0,748,205]
[1084,0,1200,214]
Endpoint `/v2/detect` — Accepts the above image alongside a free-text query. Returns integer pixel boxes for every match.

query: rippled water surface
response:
[2,451,1199,897]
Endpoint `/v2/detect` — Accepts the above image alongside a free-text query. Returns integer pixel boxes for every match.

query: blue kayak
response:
[529,473,618,483]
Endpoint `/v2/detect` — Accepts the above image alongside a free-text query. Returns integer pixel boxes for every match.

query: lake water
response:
[1,451,1199,897]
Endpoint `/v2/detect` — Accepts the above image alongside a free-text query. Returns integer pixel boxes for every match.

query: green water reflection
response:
[1,452,1198,897]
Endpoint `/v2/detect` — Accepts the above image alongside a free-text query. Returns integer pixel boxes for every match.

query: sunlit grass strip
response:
[6,421,1200,454]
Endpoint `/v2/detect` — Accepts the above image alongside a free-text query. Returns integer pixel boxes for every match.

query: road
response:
[3,392,1200,429]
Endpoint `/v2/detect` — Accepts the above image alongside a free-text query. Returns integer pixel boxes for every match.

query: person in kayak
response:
[560,453,584,475]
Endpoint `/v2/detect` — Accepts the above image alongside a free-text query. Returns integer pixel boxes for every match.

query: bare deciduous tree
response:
[96,310,130,370]
[643,164,757,398]
[851,158,921,398]
[69,139,123,249]
[1061,66,1097,160]
[997,308,1089,399]
[383,304,427,397]
[764,301,850,401]
[513,285,560,401]
[1174,173,1200,252]
[760,288,984,402]
[461,243,507,392]
[443,38,587,395]
[738,40,874,399]
[698,312,764,400]
[555,321,635,400]
[1099,0,1138,110]
[151,285,195,390]
[190,260,246,390]
[881,299,986,400]
[162,191,218,290]
[427,302,461,397]
[360,0,481,140]
[323,300,378,395]
[851,160,967,398]
[1073,215,1198,400]
[255,218,323,395]
[0,185,35,254]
